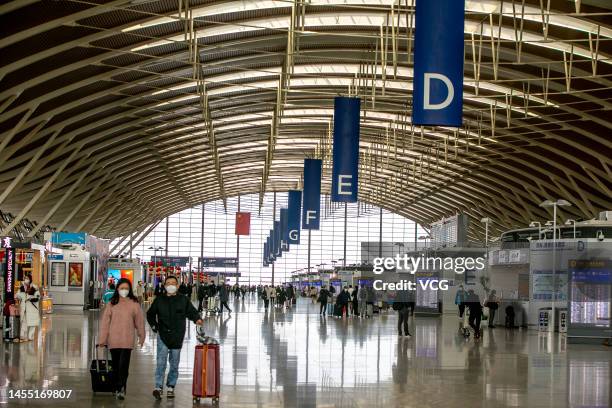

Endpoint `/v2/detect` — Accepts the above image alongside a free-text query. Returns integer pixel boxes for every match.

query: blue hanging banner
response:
[412,0,464,127]
[332,97,360,202]
[274,221,282,258]
[302,158,322,230]
[263,242,269,267]
[287,190,302,244]
[266,236,274,263]
[280,208,289,252]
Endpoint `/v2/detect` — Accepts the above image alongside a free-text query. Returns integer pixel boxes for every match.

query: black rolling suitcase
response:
[334,303,343,317]
[90,343,114,393]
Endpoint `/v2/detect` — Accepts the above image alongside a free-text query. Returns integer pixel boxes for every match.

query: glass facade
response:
[113,193,427,284]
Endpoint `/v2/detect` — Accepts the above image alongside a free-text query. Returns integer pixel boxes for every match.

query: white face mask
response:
[24,279,30,285]
[118,289,129,298]
[165,285,177,294]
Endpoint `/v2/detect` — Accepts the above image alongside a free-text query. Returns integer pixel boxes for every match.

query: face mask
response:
[24,279,30,285]
[166,285,177,294]
[119,289,129,298]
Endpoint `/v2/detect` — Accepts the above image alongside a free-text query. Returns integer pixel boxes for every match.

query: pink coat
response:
[98,297,146,349]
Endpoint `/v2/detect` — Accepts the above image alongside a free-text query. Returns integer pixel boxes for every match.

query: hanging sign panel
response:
[302,159,322,230]
[263,242,269,267]
[287,190,302,244]
[235,212,251,235]
[332,97,360,202]
[280,208,290,252]
[412,0,465,127]
[274,222,282,258]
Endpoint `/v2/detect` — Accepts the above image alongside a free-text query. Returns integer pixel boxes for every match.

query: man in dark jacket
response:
[197,284,207,312]
[219,283,231,314]
[336,287,351,318]
[394,288,412,338]
[466,289,483,339]
[147,276,203,400]
[318,285,331,315]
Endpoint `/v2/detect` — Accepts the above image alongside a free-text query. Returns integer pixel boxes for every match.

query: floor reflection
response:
[0,295,610,407]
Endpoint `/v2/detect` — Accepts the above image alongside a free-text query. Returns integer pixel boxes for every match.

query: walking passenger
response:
[455,285,467,318]
[318,285,331,315]
[219,284,232,314]
[337,287,351,318]
[197,284,206,312]
[485,290,500,328]
[263,285,273,310]
[358,285,367,317]
[102,283,115,305]
[352,285,360,316]
[466,289,483,339]
[147,276,203,400]
[135,281,144,304]
[394,288,412,338]
[16,274,40,342]
[98,278,146,400]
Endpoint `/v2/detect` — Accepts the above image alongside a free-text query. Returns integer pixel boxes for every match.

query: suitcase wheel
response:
[193,397,200,404]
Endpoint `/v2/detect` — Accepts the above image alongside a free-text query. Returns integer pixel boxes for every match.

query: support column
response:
[414,221,417,251]
[378,207,383,258]
[236,195,240,285]
[272,191,276,286]
[165,217,169,256]
[343,202,348,268]
[199,203,205,287]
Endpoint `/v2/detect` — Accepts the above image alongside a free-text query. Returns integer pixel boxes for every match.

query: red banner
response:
[235,212,251,235]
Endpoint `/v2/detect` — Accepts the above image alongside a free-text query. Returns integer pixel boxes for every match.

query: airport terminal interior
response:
[0,0,611,407]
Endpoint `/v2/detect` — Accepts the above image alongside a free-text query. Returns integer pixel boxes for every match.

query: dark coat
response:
[146,294,200,349]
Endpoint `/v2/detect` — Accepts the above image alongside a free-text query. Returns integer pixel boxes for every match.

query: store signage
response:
[4,246,14,300]
[332,97,360,202]
[2,236,12,249]
[302,158,322,229]
[280,208,289,252]
[412,0,464,127]
[49,254,64,260]
[51,232,86,245]
[199,257,238,268]
[287,190,302,244]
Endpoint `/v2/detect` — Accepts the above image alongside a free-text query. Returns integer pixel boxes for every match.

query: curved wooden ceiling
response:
[0,0,611,241]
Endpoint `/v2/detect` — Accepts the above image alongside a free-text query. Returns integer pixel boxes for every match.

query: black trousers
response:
[458,304,465,318]
[220,301,231,312]
[398,307,411,336]
[197,297,205,311]
[263,298,269,309]
[109,348,132,393]
[320,301,327,314]
[469,310,482,332]
[352,300,359,315]
[488,308,497,326]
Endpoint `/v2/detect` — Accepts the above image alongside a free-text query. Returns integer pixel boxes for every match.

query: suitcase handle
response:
[93,337,110,372]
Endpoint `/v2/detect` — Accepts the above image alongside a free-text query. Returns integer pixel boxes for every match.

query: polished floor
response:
[0,295,610,408]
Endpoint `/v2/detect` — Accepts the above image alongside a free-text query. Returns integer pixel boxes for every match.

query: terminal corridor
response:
[2,297,610,407]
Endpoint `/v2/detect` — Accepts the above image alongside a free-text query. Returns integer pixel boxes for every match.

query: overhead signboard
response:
[199,257,239,268]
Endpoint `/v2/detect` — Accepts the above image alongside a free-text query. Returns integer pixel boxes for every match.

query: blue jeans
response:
[155,335,182,389]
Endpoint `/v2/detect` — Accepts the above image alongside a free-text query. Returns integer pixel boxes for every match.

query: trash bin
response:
[558,308,568,333]
[539,307,552,332]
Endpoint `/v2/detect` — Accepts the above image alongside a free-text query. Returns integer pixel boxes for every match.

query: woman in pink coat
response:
[98,278,146,400]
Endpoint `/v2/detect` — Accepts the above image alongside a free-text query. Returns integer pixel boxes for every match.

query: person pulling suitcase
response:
[147,275,203,400]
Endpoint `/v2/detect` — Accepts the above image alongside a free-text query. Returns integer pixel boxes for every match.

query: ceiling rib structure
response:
[0,0,611,242]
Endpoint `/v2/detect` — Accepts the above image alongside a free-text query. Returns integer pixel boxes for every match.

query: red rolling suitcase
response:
[192,343,220,404]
